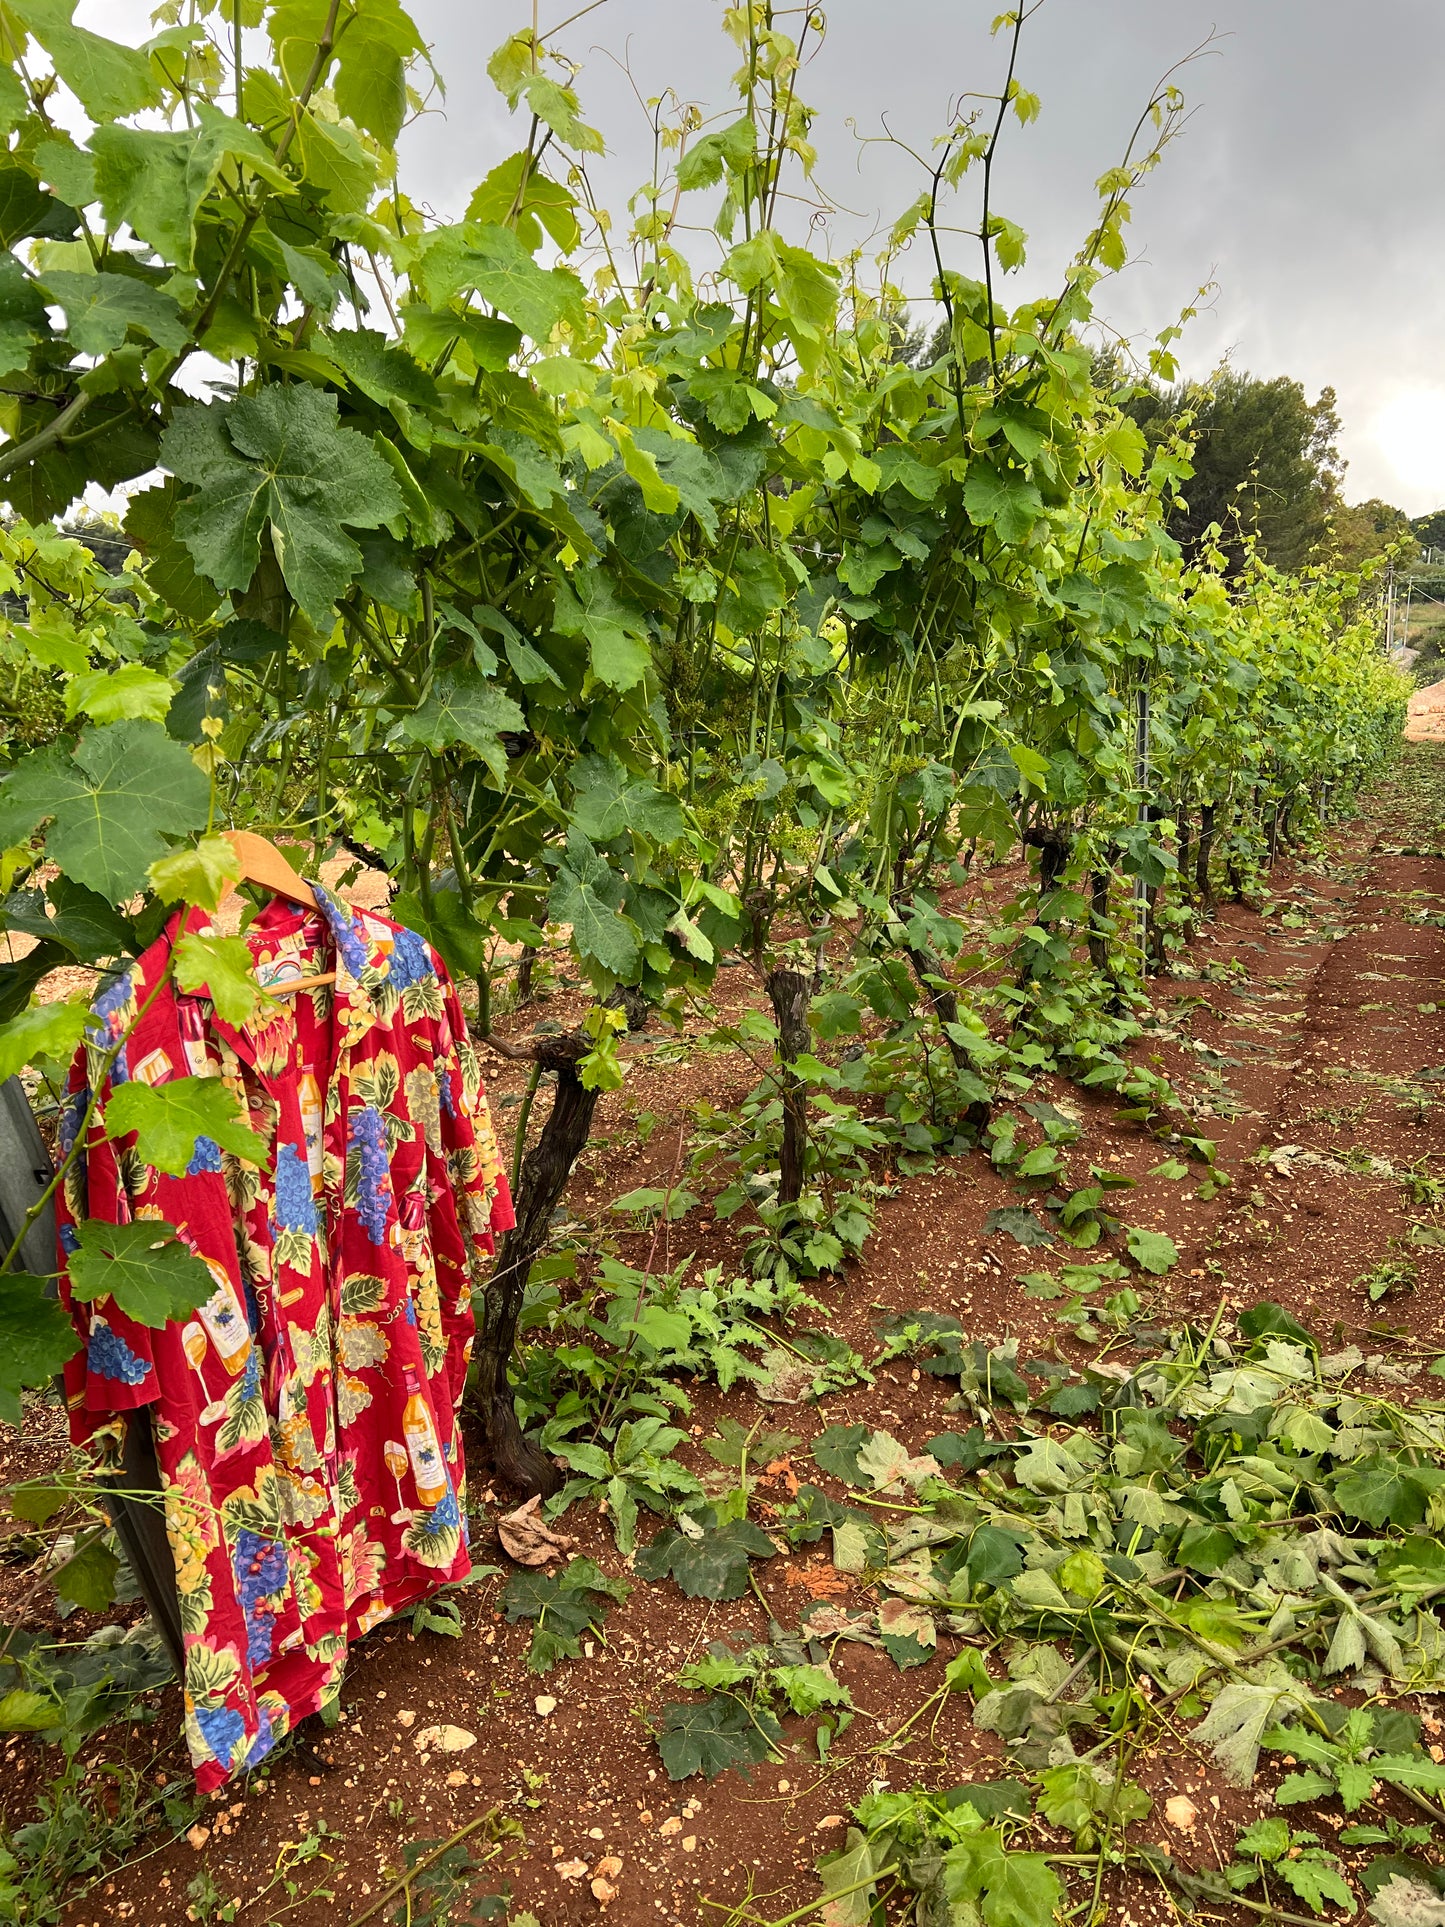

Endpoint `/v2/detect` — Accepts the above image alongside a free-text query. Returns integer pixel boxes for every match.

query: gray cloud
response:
[77,0,1445,510]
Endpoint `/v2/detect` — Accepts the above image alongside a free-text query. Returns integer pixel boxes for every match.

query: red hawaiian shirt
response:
[56,884,512,1790]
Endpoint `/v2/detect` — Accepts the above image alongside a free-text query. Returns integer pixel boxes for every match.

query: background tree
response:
[1121,366,1345,572]
[1328,496,1417,569]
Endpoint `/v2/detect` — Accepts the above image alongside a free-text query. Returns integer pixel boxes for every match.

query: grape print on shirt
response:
[54,887,514,1793]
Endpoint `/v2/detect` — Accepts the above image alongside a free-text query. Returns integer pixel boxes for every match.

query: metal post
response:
[1135,680,1150,957]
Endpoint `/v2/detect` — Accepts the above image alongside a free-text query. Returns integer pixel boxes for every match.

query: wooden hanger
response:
[221,831,338,995]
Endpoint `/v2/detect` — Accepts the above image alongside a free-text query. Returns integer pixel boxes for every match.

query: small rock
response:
[590,1877,617,1908]
[659,1817,682,1836]
[414,1725,476,1753]
[395,1709,417,1728]
[535,1695,558,1718]
[587,1826,605,1840]
[556,1858,589,1881]
[596,1856,623,1878]
[186,1825,210,1850]
[681,1836,697,1854]
[445,1770,469,1787]
[1164,1796,1197,1832]
[817,1816,845,1830]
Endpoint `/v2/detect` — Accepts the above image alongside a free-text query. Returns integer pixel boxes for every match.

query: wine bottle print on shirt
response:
[401,1364,447,1507]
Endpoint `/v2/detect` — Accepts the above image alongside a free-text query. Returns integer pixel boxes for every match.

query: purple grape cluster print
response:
[349,1104,393,1242]
[87,1320,151,1386]
[187,1135,222,1175]
[386,926,432,990]
[311,883,370,979]
[232,1529,289,1667]
[273,1141,318,1235]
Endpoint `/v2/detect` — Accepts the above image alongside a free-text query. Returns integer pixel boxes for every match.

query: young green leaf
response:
[65,1219,216,1328]
[0,1276,82,1425]
[0,996,88,1082]
[103,1076,268,1177]
[655,1696,782,1781]
[0,722,210,903]
[634,1515,777,1601]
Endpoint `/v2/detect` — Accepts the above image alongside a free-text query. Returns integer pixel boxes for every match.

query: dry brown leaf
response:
[498,1493,577,1566]
[784,1563,851,1599]
[764,1456,801,1495]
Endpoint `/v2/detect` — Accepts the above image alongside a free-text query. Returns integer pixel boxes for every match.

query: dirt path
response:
[36,746,1445,1927]
[1406,678,1445,742]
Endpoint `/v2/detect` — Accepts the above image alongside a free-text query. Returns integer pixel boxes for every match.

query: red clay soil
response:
[9,745,1445,1927]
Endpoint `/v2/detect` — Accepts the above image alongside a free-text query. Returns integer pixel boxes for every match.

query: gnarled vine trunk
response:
[765,966,812,1206]
[469,1032,597,1497]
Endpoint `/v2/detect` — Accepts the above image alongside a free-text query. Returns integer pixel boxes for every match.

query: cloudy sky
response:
[80,0,1445,512]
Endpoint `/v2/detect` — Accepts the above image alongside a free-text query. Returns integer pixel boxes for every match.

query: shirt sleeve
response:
[55,1036,162,1444]
[428,962,514,1401]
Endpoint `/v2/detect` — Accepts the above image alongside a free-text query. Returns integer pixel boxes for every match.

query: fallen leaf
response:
[556,1858,589,1881]
[784,1564,851,1598]
[764,1456,801,1495]
[414,1725,476,1753]
[498,1493,577,1566]
[1164,1796,1197,1832]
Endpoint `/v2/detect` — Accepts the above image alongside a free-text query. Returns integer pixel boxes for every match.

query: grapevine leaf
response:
[963,463,1045,543]
[40,271,189,356]
[0,1276,81,1426]
[570,755,686,844]
[161,385,404,625]
[9,0,158,119]
[983,1206,1053,1248]
[65,1219,216,1329]
[53,1533,120,1613]
[0,722,210,903]
[171,932,265,1026]
[0,253,49,376]
[89,110,291,274]
[147,834,242,912]
[546,829,640,980]
[0,1690,60,1731]
[63,664,174,725]
[1125,1227,1178,1274]
[656,1696,782,1780]
[634,1516,776,1600]
[552,568,651,692]
[103,1076,268,1177]
[1334,1456,1445,1528]
[815,1829,879,1926]
[810,1423,870,1484]
[400,668,524,780]
[0,996,87,1081]
[1191,1679,1309,1787]
[414,221,587,342]
[1277,1852,1353,1914]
